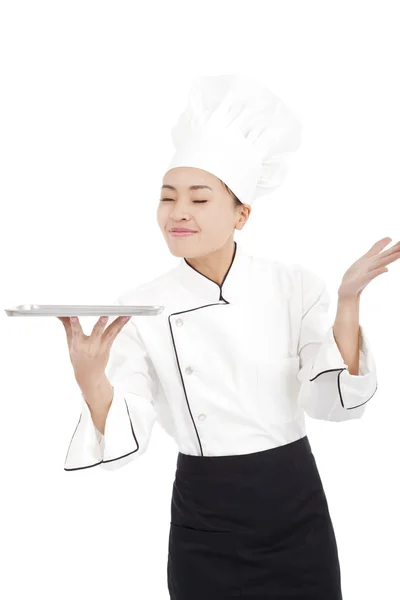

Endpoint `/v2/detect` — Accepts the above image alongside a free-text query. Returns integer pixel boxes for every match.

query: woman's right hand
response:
[57,315,132,392]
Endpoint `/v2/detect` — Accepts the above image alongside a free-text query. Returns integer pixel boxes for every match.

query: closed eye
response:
[160,198,208,203]
[160,198,208,204]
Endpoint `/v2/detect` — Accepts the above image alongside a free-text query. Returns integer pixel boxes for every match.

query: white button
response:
[176,318,183,326]
[198,413,206,421]
[185,366,193,375]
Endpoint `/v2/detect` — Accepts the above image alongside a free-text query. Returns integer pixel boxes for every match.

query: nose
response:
[169,202,191,221]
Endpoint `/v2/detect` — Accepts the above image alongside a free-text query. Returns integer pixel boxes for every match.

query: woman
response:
[61,74,399,598]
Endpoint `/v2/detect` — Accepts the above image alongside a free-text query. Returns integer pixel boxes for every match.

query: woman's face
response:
[157,166,250,258]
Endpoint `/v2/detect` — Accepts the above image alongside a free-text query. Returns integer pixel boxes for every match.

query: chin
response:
[164,240,186,257]
[165,234,197,254]
[168,248,185,258]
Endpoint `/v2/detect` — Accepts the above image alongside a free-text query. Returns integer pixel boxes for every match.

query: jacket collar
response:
[175,241,253,304]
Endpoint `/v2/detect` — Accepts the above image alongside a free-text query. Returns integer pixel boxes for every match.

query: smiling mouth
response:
[169,230,198,236]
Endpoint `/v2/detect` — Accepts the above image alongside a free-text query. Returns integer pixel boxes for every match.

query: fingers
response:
[91,316,112,337]
[102,315,132,342]
[375,240,400,260]
[365,237,393,257]
[57,316,73,347]
[69,316,84,338]
[368,241,400,270]
[57,315,84,345]
[57,315,131,346]
[374,249,400,269]
[366,266,389,280]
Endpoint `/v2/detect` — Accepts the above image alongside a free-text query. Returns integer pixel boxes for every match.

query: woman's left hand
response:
[338,237,400,300]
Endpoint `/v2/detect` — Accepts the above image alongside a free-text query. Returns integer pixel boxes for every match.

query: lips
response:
[169,228,198,237]
[169,228,197,232]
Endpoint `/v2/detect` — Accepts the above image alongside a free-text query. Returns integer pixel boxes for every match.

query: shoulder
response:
[288,261,329,312]
[253,252,326,300]
[251,253,302,294]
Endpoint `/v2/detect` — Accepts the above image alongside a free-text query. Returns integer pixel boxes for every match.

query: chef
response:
[63,74,395,599]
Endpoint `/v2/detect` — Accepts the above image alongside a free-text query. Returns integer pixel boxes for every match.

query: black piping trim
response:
[309,367,378,410]
[168,242,237,455]
[168,303,227,457]
[64,397,140,471]
[183,241,237,304]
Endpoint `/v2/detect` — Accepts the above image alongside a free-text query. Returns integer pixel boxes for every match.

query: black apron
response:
[167,435,342,599]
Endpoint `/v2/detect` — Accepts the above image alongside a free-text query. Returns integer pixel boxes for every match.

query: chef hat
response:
[165,73,303,206]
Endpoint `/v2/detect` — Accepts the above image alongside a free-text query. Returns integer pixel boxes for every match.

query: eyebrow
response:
[161,184,213,192]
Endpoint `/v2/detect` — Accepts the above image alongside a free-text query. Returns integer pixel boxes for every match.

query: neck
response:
[185,239,236,287]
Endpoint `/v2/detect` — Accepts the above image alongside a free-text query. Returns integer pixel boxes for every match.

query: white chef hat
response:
[165,73,303,206]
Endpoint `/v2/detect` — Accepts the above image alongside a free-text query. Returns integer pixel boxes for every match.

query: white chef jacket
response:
[64,241,378,471]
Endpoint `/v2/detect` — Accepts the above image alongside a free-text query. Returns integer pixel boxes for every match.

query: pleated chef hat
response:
[165,73,303,206]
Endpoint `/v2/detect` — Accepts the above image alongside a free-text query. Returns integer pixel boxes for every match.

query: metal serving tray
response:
[5,304,165,317]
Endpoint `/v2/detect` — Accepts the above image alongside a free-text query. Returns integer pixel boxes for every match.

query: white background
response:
[1,1,399,598]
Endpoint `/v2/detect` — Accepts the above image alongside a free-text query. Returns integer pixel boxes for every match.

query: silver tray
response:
[5,304,165,317]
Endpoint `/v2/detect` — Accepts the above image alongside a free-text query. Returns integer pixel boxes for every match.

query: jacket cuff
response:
[101,384,140,464]
[309,324,377,409]
[64,396,103,471]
